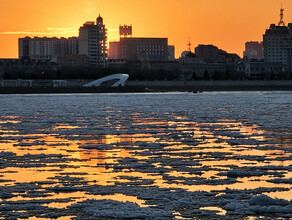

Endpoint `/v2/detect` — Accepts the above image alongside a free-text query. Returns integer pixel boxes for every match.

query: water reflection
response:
[200,206,227,215]
[0,111,291,218]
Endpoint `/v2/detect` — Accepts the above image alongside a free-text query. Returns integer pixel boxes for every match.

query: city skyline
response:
[0,0,291,58]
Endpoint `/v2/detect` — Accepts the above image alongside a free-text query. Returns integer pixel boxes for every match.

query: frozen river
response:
[0,92,291,219]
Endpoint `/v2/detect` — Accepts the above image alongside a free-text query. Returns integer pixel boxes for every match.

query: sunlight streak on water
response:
[0,92,291,219]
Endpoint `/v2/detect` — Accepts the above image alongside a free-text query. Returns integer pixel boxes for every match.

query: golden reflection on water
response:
[52,124,81,130]
[0,115,292,212]
[1,167,56,184]
[200,206,227,215]
[8,191,146,209]
[0,120,22,124]
[265,189,292,201]
[21,217,74,220]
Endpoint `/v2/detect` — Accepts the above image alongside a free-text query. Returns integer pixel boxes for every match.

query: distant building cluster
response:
[18,15,108,67]
[19,37,79,61]
[169,7,291,80]
[0,8,291,81]
[18,16,176,68]
[235,7,291,79]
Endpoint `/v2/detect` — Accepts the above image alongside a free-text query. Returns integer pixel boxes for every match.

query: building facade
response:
[168,45,175,61]
[51,54,89,67]
[194,44,240,63]
[108,38,168,61]
[263,23,292,72]
[243,41,263,60]
[228,61,286,79]
[19,37,78,61]
[195,45,218,62]
[79,16,107,67]
[68,37,79,55]
[108,41,120,59]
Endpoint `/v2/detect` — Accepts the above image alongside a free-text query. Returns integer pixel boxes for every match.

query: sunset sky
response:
[0,0,291,58]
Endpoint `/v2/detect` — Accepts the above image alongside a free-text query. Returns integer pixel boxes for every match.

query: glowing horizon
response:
[0,0,291,58]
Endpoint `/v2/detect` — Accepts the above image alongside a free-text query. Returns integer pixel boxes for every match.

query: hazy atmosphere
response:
[0,0,291,58]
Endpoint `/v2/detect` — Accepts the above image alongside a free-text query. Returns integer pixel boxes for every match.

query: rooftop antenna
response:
[187,37,191,51]
[278,4,285,26]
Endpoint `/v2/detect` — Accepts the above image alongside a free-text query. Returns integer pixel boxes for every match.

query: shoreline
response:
[0,80,292,94]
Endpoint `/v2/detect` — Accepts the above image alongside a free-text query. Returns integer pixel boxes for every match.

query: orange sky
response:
[0,0,291,58]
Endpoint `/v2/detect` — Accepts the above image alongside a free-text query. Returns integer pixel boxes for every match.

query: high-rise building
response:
[108,38,168,61]
[108,25,169,62]
[243,41,263,60]
[19,37,78,61]
[79,15,107,67]
[263,23,292,71]
[263,8,292,71]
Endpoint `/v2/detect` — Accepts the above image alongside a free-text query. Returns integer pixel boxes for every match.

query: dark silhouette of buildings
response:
[108,25,171,61]
[263,23,292,72]
[18,15,108,68]
[262,7,292,72]
[10,10,291,81]
[228,61,286,80]
[51,54,89,67]
[168,45,175,61]
[19,37,78,61]
[109,37,169,61]
[119,25,132,38]
[195,45,218,62]
[0,58,57,79]
[243,41,263,60]
[194,44,240,63]
[120,37,168,61]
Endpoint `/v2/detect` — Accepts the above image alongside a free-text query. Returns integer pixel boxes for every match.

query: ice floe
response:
[0,92,291,219]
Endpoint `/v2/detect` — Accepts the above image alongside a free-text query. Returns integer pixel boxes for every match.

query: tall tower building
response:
[79,15,108,67]
[263,7,292,71]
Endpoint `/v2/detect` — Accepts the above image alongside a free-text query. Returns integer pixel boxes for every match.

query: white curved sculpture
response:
[83,73,129,87]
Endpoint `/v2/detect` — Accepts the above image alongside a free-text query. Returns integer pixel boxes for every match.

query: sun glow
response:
[0,0,292,58]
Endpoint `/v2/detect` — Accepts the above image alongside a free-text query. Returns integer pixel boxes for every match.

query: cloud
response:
[0,28,77,36]
[47,27,76,31]
[0,27,116,37]
[0,31,46,35]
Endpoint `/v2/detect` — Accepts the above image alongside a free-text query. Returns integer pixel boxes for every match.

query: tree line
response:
[1,65,292,80]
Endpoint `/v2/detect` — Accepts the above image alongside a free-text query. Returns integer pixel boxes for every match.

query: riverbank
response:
[0,86,147,94]
[0,80,291,94]
[126,80,292,91]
